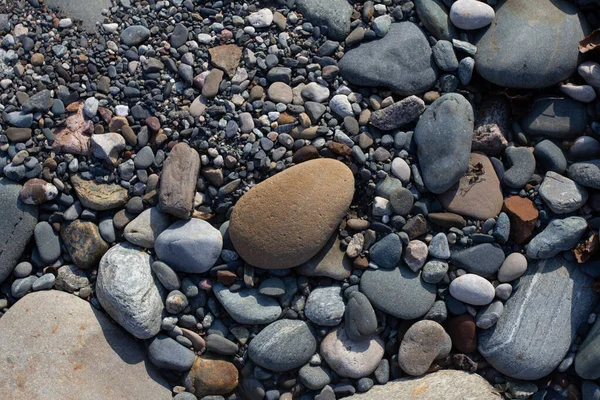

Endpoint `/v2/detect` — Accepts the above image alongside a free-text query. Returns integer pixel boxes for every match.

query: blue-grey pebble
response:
[458,57,475,85]
[151,260,181,290]
[521,97,588,139]
[569,160,600,190]
[299,364,332,390]
[476,300,504,329]
[32,273,56,291]
[492,212,510,244]
[503,147,535,188]
[344,291,378,341]
[13,261,33,278]
[421,260,449,284]
[148,334,195,371]
[11,275,37,298]
[526,217,588,259]
[534,140,567,174]
[432,40,458,71]
[34,221,61,264]
[450,243,505,277]
[369,233,402,268]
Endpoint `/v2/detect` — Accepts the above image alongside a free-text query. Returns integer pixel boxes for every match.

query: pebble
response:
[295,0,353,40]
[447,314,477,353]
[398,320,452,376]
[124,207,171,249]
[345,291,378,341]
[369,96,424,131]
[449,274,495,306]
[184,357,238,398]
[449,0,495,30]
[19,178,58,205]
[120,25,150,46]
[213,282,281,325]
[403,240,428,272]
[369,233,402,268]
[299,365,331,390]
[61,220,108,270]
[497,253,527,282]
[526,217,588,259]
[432,40,459,71]
[521,97,587,138]
[329,94,354,118]
[305,286,346,326]
[414,0,456,41]
[34,221,61,264]
[579,61,600,88]
[148,335,195,371]
[476,300,504,329]
[503,147,535,189]
[248,8,274,28]
[450,243,505,278]
[422,260,449,284]
[539,171,588,214]
[560,83,597,103]
[296,234,352,280]
[534,139,567,174]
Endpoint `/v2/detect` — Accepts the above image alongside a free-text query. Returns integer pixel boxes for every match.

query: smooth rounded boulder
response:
[229,158,354,269]
[474,0,588,88]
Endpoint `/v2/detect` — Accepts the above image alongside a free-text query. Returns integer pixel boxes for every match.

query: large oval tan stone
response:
[229,158,354,269]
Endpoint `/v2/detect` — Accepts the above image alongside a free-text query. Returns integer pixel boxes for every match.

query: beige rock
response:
[61,220,109,270]
[159,142,200,219]
[71,174,128,210]
[296,233,352,280]
[209,44,242,77]
[52,101,92,155]
[229,158,354,269]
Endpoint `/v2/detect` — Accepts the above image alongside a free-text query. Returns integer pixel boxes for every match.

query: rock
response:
[202,69,224,97]
[185,356,239,397]
[302,82,330,103]
[248,320,316,372]
[45,0,112,33]
[534,139,567,174]
[170,23,188,48]
[503,147,535,189]
[498,253,527,282]
[345,291,378,341]
[582,381,600,400]
[369,233,402,269]
[451,243,504,278]
[71,175,128,210]
[369,96,425,131]
[148,334,195,371]
[447,314,477,353]
[0,291,170,399]
[320,325,384,379]
[502,196,539,244]
[521,97,588,138]
[428,212,466,229]
[450,274,495,305]
[155,219,222,274]
[360,265,436,319]
[19,178,58,205]
[299,365,332,390]
[268,82,293,104]
[5,127,32,142]
[305,286,345,326]
[248,8,273,28]
[329,94,353,118]
[403,240,428,272]
[576,319,600,379]
[431,40,458,71]
[539,172,588,214]
[414,0,456,40]
[91,133,125,165]
[61,220,108,270]
[479,257,597,380]
[570,136,600,161]
[439,153,503,220]
[339,22,437,95]
[296,0,353,40]
[96,243,163,339]
[569,160,600,190]
[476,300,504,329]
[120,25,150,46]
[579,61,600,88]
[34,221,61,264]
[560,83,597,103]
[4,111,33,128]
[213,282,281,325]
[422,260,449,284]
[526,217,588,259]
[209,44,242,78]
[428,233,450,259]
[346,370,500,399]
[54,264,89,293]
[450,0,494,30]
[124,207,171,248]
[296,234,352,280]
[472,96,510,157]
[21,89,51,113]
[52,102,92,155]
[474,0,587,88]
[391,158,411,183]
[229,159,354,269]
[159,142,200,219]
[398,320,452,376]
[414,93,474,194]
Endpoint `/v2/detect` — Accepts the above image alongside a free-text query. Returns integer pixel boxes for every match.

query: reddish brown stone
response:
[159,143,200,219]
[327,141,352,156]
[502,196,539,244]
[216,270,237,285]
[353,256,369,270]
[98,107,113,123]
[108,116,129,132]
[209,44,242,77]
[292,145,319,164]
[145,116,161,132]
[186,356,238,397]
[52,102,92,155]
[446,314,477,353]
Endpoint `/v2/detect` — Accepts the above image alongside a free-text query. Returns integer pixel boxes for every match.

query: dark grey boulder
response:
[296,0,353,41]
[521,97,588,138]
[569,160,600,190]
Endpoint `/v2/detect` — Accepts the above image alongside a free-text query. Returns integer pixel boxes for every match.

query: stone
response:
[414,0,455,40]
[560,83,597,103]
[526,217,588,259]
[369,96,425,131]
[229,159,354,269]
[569,160,600,190]
[248,320,316,372]
[96,243,163,339]
[503,147,535,189]
[570,136,600,161]
[202,69,224,97]
[299,365,332,390]
[576,319,600,379]
[148,335,195,371]
[476,300,504,329]
[539,172,588,214]
[19,178,58,205]
[4,112,33,128]
[159,143,200,219]
[431,40,458,71]
[579,61,600,88]
[360,265,436,319]
[151,261,180,291]
[184,356,239,398]
[268,82,293,104]
[302,82,331,103]
[21,89,51,113]
[479,257,597,380]
[534,139,567,174]
[305,286,345,326]
[71,175,128,210]
[497,252,527,282]
[296,234,352,280]
[502,196,539,244]
[258,277,285,297]
[170,23,188,48]
[346,370,500,399]
[155,219,223,274]
[449,274,495,306]
[582,381,600,400]
[91,133,126,165]
[369,233,402,269]
[209,44,242,78]
[120,25,150,46]
[296,0,353,40]
[428,233,450,259]
[439,153,503,220]
[428,212,466,229]
[339,22,437,95]
[345,292,378,341]
[213,282,281,325]
[398,320,452,376]
[54,264,89,293]
[34,221,61,264]
[5,127,32,142]
[422,260,449,284]
[248,8,274,28]
[391,158,411,183]
[61,220,109,270]
[0,291,170,399]
[414,93,474,194]
[52,102,92,155]
[450,243,505,278]
[474,0,587,88]
[124,207,171,248]
[449,0,494,30]
[330,95,353,118]
[320,325,384,379]
[521,97,588,138]
[403,240,428,272]
[472,96,510,157]
[447,314,477,353]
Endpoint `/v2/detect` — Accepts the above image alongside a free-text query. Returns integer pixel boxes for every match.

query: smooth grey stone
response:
[296,0,353,40]
[570,136,600,161]
[22,89,51,114]
[479,257,597,380]
[148,334,195,371]
[474,0,587,88]
[414,0,456,40]
[344,291,377,341]
[96,243,164,339]
[205,334,238,355]
[521,97,588,138]
[576,319,600,380]
[422,260,449,284]
[424,300,448,323]
[299,364,332,390]
[339,22,437,96]
[431,40,458,71]
[120,25,150,46]
[582,381,600,400]
[428,233,450,259]
[124,207,171,248]
[248,319,317,372]
[134,146,155,169]
[476,300,504,329]
[450,243,505,278]
[99,218,116,243]
[375,175,403,200]
[11,276,37,298]
[32,273,56,291]
[151,261,180,290]
[258,277,286,297]
[503,147,535,189]
[360,264,436,319]
[170,23,188,48]
[458,57,475,85]
[526,217,588,259]
[534,140,567,174]
[213,282,281,325]
[569,160,600,189]
[492,212,510,244]
[305,286,345,326]
[4,111,33,128]
[369,233,402,269]
[13,261,32,278]
[0,178,37,285]
[539,172,588,214]
[34,221,61,264]
[414,93,474,194]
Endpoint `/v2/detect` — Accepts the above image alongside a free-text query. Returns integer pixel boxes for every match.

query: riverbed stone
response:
[450,243,505,278]
[521,97,588,138]
[61,220,109,270]
[71,174,128,210]
[576,319,600,380]
[213,282,282,325]
[526,217,588,259]
[159,142,200,219]
[539,172,588,214]
[398,320,452,376]
[305,286,345,326]
[124,207,171,248]
[296,234,352,280]
[296,0,353,40]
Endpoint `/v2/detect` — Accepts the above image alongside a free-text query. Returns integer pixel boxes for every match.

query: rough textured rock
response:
[229,158,354,269]
[369,96,425,131]
[295,233,352,280]
[51,102,92,155]
[347,370,500,399]
[184,356,239,397]
[159,143,200,219]
[502,196,539,244]
[539,172,588,214]
[0,178,37,285]
[71,174,128,210]
[479,257,598,380]
[0,291,170,400]
[439,153,503,220]
[569,160,600,190]
[472,96,509,156]
[474,0,588,88]
[209,44,242,78]
[296,0,353,40]
[526,217,588,259]
[398,320,452,376]
[414,93,474,194]
[61,220,109,270]
[339,22,437,95]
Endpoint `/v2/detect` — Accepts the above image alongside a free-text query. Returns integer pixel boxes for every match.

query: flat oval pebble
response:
[450,0,495,30]
[449,274,495,306]
[213,282,281,325]
[229,158,354,269]
[497,252,527,282]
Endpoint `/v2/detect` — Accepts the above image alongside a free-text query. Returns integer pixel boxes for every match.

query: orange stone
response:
[186,356,238,397]
[502,196,539,244]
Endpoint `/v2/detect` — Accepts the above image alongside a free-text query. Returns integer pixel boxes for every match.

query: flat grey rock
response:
[569,160,600,190]
[479,257,597,380]
[526,217,588,259]
[213,282,282,325]
[296,0,353,40]
[124,207,171,248]
[576,318,600,379]
[539,172,588,214]
[46,0,112,33]
[450,243,505,278]
[521,97,588,138]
